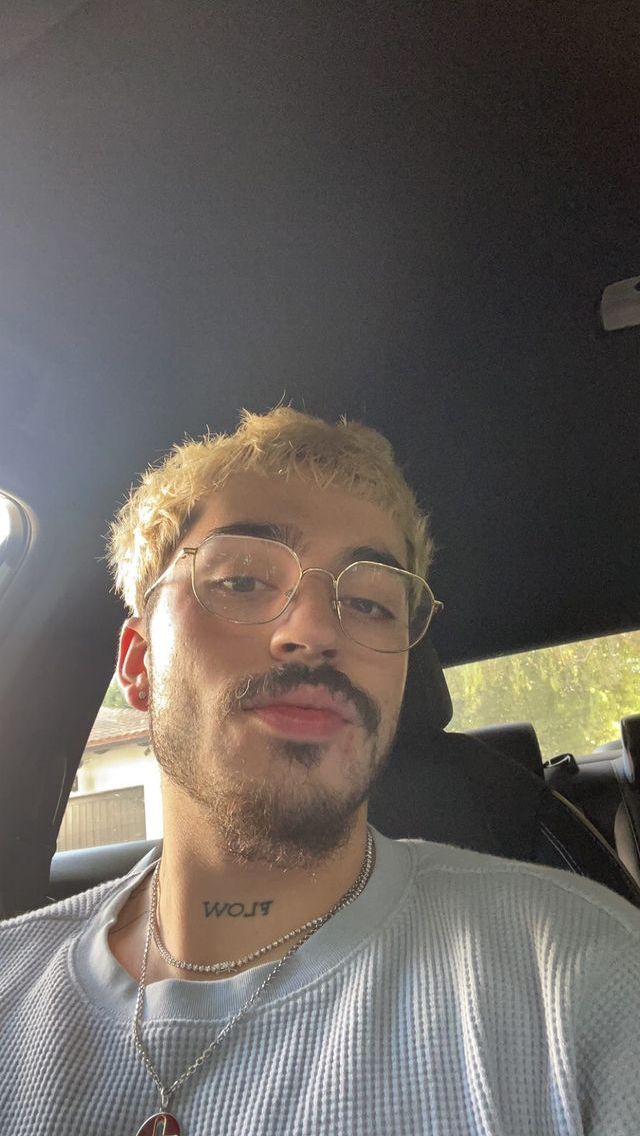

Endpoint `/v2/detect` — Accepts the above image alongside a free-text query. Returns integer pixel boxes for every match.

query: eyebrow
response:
[201,521,407,572]
[203,521,302,546]
[348,546,406,572]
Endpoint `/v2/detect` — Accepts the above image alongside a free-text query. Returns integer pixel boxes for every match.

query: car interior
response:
[1,2,639,920]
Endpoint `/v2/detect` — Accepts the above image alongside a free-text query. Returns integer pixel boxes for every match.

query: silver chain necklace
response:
[151,859,366,974]
[131,827,375,1136]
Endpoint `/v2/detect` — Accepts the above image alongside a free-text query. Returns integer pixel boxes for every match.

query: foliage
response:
[101,676,128,710]
[446,629,640,759]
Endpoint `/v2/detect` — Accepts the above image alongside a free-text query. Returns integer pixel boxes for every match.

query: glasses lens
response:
[194,535,298,622]
[337,563,433,651]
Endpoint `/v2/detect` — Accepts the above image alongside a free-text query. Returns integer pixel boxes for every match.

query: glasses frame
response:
[143,533,444,653]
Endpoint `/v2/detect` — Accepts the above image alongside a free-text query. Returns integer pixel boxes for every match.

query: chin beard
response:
[150,726,390,871]
[146,655,396,870]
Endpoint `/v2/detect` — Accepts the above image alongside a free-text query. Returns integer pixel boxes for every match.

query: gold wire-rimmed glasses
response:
[143,533,443,654]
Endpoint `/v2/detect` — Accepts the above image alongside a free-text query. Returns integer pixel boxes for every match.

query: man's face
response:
[139,471,409,868]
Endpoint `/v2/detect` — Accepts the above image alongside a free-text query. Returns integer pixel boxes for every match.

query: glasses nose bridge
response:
[289,564,339,610]
[299,564,338,586]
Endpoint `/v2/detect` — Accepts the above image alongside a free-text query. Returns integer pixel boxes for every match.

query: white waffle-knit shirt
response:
[1,829,639,1134]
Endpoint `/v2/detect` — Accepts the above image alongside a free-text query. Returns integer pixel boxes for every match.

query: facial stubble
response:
[146,650,398,872]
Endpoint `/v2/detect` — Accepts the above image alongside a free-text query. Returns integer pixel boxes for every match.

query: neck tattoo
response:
[131,827,376,1135]
[203,899,274,918]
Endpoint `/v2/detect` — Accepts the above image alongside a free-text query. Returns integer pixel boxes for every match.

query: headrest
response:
[621,714,640,783]
[464,722,544,777]
[395,635,453,742]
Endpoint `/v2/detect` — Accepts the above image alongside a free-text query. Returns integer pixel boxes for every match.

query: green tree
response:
[446,629,640,758]
[101,675,128,710]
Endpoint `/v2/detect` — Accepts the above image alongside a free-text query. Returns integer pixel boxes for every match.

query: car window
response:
[0,493,30,600]
[56,678,162,852]
[0,497,9,551]
[446,629,640,759]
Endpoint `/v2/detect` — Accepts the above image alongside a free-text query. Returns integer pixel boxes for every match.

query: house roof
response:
[86,705,149,750]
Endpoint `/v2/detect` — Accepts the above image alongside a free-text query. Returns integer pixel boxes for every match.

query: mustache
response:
[229,662,380,737]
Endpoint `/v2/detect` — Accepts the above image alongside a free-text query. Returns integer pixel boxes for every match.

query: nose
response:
[269,567,342,659]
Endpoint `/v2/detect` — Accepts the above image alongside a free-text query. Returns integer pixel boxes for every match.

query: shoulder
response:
[397,836,640,953]
[1,875,124,928]
[1,881,109,931]
[0,875,131,988]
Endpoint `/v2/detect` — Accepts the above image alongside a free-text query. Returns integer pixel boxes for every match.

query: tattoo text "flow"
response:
[203,900,274,918]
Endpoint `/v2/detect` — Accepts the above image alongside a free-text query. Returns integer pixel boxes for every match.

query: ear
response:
[116,617,150,710]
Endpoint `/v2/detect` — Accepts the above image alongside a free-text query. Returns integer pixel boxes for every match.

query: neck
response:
[147,803,370,981]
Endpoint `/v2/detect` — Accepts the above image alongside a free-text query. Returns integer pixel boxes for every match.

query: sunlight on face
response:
[145,471,409,868]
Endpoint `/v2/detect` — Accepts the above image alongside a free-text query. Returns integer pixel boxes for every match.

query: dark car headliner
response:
[0,0,638,671]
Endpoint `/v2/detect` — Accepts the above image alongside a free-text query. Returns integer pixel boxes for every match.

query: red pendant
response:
[135,1112,181,1135]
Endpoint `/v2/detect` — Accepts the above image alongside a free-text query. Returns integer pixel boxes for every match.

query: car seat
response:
[542,713,640,887]
[367,637,640,908]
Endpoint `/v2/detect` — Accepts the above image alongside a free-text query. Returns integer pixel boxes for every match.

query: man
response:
[1,405,639,1135]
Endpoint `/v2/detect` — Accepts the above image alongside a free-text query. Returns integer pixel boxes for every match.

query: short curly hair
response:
[107,405,434,617]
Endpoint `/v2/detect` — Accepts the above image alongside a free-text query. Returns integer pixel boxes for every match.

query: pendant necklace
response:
[132,827,375,1135]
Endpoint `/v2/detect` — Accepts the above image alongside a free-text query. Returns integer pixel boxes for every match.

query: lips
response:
[244,684,357,724]
[243,685,358,742]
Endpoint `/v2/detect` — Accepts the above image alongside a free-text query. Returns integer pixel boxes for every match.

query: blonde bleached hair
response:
[107,405,434,617]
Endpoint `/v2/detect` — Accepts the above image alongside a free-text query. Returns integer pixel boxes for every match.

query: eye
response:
[206,575,272,593]
[342,596,396,620]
